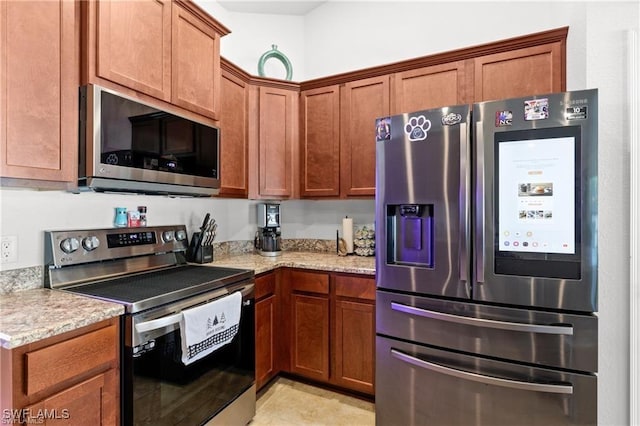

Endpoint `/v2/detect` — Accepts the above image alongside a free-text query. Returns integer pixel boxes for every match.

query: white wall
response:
[303,1,584,80]
[584,3,637,424]
[0,189,374,270]
[197,2,305,81]
[0,189,254,269]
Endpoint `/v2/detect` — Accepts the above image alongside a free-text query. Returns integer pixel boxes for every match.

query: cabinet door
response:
[340,76,389,197]
[219,69,249,197]
[256,294,277,390]
[171,3,221,119]
[333,299,375,395]
[96,0,172,101]
[300,85,340,197]
[473,42,564,102]
[25,372,117,425]
[0,0,78,182]
[392,61,470,114]
[291,294,330,381]
[257,86,298,198]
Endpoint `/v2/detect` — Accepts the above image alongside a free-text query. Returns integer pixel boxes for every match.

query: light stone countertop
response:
[0,251,373,350]
[205,251,375,276]
[0,289,124,349]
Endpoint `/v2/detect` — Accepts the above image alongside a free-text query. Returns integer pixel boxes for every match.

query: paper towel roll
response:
[343,217,354,254]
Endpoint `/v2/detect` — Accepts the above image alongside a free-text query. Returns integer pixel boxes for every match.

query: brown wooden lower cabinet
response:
[256,293,277,389]
[332,273,376,395]
[266,268,375,396]
[253,268,375,395]
[25,373,114,425]
[255,271,280,390]
[291,293,330,381]
[0,318,120,425]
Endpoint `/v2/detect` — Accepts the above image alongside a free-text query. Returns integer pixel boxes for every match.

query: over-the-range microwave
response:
[78,84,220,197]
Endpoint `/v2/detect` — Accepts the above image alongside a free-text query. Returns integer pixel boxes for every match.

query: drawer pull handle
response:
[391,349,574,395]
[390,302,573,335]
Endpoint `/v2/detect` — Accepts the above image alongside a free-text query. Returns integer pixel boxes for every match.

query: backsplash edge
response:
[0,239,338,294]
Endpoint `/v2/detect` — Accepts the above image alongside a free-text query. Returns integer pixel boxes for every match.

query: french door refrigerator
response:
[375,89,598,426]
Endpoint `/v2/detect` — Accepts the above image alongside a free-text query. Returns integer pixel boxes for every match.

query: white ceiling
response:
[217,1,327,16]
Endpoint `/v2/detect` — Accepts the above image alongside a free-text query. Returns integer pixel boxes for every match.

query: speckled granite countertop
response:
[205,251,376,276]
[0,252,373,350]
[0,289,124,349]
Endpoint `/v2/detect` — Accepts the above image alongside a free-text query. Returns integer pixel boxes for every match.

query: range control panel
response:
[45,225,189,267]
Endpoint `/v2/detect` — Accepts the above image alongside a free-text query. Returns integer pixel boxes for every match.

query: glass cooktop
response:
[65,265,253,314]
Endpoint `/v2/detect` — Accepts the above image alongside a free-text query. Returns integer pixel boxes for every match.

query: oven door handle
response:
[135,312,182,333]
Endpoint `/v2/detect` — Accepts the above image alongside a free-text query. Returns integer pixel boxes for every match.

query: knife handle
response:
[200,213,210,231]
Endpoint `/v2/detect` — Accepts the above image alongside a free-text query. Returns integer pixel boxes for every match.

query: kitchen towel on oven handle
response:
[179,291,242,365]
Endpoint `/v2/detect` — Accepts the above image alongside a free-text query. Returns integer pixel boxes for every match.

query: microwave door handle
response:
[390,349,573,395]
[390,302,574,335]
[135,312,182,333]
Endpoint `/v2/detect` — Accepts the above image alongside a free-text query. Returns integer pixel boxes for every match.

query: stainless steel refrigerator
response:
[375,89,598,425]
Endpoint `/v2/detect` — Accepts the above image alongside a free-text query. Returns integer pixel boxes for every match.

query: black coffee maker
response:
[255,203,282,257]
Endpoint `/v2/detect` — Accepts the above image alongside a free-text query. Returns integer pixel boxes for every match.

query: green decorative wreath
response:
[258,45,293,81]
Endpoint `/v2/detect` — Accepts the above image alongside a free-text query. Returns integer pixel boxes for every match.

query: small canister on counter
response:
[114,207,128,227]
[138,206,147,227]
[127,209,141,227]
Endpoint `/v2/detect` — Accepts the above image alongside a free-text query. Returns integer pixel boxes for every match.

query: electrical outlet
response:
[1,236,18,263]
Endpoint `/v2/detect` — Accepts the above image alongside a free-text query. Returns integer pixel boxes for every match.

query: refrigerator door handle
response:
[459,122,469,285]
[390,302,574,335]
[390,349,574,395]
[475,121,485,283]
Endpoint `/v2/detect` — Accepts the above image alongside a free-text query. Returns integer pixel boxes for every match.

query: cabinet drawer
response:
[335,275,375,301]
[25,324,117,396]
[255,272,276,300]
[290,270,329,294]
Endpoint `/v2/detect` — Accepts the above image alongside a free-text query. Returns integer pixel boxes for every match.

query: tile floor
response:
[250,377,375,426]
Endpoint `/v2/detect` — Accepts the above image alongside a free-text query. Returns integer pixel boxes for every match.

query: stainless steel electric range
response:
[44,225,255,426]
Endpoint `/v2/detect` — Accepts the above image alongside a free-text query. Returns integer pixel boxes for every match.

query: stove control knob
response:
[175,230,187,241]
[162,231,175,243]
[82,236,100,251]
[60,237,80,254]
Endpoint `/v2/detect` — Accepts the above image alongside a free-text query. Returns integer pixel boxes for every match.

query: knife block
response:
[187,232,213,264]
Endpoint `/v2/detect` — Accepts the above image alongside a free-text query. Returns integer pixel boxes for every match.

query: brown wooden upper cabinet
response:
[84,0,228,120]
[171,3,223,118]
[250,85,299,199]
[473,42,564,102]
[92,0,172,101]
[300,85,341,197]
[0,0,79,183]
[391,60,471,114]
[340,76,390,197]
[298,28,566,199]
[299,76,390,199]
[219,64,250,197]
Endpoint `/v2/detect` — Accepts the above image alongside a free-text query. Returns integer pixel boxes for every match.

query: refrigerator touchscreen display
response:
[494,126,582,279]
[497,135,576,255]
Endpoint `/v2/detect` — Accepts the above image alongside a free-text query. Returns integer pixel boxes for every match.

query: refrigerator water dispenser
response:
[386,204,433,267]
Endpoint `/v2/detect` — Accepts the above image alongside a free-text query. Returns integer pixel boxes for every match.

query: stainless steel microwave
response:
[78,84,220,196]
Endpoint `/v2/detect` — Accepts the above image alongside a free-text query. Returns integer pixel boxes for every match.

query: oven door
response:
[123,281,255,426]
